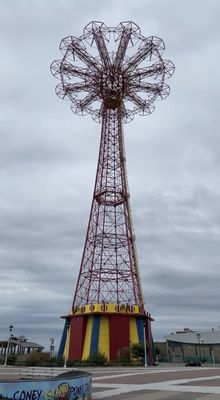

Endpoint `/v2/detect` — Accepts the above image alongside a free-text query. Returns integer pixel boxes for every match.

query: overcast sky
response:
[1,0,220,351]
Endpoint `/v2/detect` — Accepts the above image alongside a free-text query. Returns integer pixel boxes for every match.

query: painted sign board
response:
[0,373,91,400]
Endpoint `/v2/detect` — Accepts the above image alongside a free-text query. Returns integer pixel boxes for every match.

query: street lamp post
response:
[200,338,205,363]
[142,320,147,367]
[64,354,67,368]
[4,325,14,367]
[196,332,201,363]
[49,337,55,358]
[210,347,215,367]
[172,348,176,364]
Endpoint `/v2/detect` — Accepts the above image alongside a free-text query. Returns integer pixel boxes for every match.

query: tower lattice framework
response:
[74,107,144,309]
[51,21,175,363]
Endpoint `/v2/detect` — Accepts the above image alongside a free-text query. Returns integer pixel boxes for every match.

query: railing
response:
[19,367,74,378]
[0,367,65,378]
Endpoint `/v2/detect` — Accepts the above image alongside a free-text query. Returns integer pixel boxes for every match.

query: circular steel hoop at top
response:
[50,21,175,123]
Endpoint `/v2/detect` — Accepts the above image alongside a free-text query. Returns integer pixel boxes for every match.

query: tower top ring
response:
[51,21,175,123]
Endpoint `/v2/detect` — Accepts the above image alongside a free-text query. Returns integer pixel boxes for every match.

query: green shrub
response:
[55,357,66,367]
[66,359,82,367]
[116,347,130,364]
[24,352,47,366]
[7,355,17,365]
[130,343,146,363]
[85,352,108,366]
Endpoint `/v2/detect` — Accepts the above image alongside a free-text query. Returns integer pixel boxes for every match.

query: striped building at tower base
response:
[58,303,154,364]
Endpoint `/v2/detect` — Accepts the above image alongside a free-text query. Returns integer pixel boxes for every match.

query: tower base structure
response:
[58,304,154,364]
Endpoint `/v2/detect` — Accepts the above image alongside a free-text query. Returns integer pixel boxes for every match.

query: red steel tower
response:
[51,21,174,363]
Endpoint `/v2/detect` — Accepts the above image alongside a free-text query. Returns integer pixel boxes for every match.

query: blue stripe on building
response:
[90,315,100,355]
[136,317,144,344]
[57,319,69,359]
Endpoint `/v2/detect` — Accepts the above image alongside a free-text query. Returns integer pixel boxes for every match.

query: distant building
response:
[155,327,220,364]
[0,335,43,359]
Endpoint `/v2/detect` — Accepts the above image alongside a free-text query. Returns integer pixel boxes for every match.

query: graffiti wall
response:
[0,374,91,400]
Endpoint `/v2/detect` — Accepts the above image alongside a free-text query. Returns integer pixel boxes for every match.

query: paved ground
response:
[1,365,220,400]
[85,365,220,400]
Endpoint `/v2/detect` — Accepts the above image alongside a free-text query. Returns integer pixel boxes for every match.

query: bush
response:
[55,357,66,367]
[85,352,108,366]
[66,359,82,367]
[7,355,17,365]
[116,347,130,364]
[24,352,48,366]
[130,343,145,363]
[41,356,60,367]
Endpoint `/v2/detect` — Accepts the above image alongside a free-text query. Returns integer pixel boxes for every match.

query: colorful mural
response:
[0,374,91,400]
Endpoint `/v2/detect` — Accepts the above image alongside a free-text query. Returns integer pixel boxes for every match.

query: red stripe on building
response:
[109,315,130,361]
[69,316,87,360]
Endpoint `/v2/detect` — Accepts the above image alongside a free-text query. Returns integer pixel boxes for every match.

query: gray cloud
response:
[0,0,220,349]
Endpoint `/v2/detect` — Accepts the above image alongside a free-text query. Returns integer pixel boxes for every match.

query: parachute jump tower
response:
[51,21,175,364]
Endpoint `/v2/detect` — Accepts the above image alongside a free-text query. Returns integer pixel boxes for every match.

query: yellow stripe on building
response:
[98,316,109,361]
[130,317,139,345]
[64,325,71,359]
[82,316,93,360]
